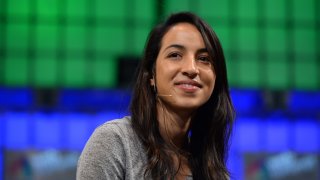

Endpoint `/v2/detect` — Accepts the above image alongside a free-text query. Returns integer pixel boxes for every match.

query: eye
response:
[197,55,211,64]
[167,52,182,60]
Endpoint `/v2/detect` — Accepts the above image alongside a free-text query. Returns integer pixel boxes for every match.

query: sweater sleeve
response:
[76,122,126,180]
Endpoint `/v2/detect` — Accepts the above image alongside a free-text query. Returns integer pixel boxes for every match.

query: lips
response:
[174,80,202,92]
[175,80,202,87]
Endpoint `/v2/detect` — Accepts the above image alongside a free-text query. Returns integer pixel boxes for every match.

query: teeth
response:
[182,84,195,87]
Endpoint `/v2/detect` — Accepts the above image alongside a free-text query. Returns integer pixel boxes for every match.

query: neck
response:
[157,103,193,148]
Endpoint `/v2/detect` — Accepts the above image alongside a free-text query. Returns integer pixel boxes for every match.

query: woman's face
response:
[153,22,216,112]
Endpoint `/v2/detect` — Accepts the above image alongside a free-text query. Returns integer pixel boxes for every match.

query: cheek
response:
[155,61,170,88]
[156,61,176,79]
[209,76,216,93]
[212,73,216,86]
[203,69,216,89]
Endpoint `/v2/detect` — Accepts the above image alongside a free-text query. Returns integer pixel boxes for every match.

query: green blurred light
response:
[35,24,58,50]
[66,0,88,17]
[7,0,30,16]
[63,57,88,88]
[294,28,317,55]
[265,0,286,21]
[1,0,319,90]
[133,26,152,54]
[93,26,126,54]
[36,0,60,17]
[238,57,261,88]
[4,58,29,87]
[214,25,231,51]
[91,57,117,88]
[134,0,155,20]
[236,0,258,20]
[238,25,259,52]
[65,25,87,51]
[266,27,287,54]
[266,59,289,89]
[294,61,318,89]
[95,0,126,18]
[34,57,58,87]
[6,23,29,50]
[293,0,316,21]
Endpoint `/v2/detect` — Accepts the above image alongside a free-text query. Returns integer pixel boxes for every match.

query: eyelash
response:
[167,52,182,59]
[197,55,210,62]
[167,52,211,64]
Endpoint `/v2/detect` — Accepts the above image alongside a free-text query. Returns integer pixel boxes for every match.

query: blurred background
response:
[0,0,319,179]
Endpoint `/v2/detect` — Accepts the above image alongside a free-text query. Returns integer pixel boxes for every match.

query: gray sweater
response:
[76,116,148,180]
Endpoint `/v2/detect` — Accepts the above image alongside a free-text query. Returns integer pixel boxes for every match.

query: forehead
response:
[161,23,205,49]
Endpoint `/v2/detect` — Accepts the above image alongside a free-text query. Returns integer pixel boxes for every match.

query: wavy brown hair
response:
[130,12,235,180]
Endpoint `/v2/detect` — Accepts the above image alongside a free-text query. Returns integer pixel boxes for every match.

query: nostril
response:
[181,59,199,77]
[182,70,198,79]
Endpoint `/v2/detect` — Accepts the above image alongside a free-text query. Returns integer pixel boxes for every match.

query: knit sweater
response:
[76,116,148,180]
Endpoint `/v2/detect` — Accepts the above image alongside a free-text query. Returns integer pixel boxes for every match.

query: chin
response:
[174,100,205,111]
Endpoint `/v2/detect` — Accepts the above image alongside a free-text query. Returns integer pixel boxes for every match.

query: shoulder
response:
[77,116,137,179]
[97,116,133,137]
[91,116,138,146]
[84,116,135,153]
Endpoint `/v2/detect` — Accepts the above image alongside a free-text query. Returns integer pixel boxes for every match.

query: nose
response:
[181,57,199,78]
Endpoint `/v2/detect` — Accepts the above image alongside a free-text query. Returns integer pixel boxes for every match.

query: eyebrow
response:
[164,44,208,53]
[164,44,185,51]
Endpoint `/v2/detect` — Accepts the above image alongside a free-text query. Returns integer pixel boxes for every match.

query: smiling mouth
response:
[174,81,202,92]
[174,80,202,88]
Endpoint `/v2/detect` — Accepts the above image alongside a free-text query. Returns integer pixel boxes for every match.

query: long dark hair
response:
[130,12,235,180]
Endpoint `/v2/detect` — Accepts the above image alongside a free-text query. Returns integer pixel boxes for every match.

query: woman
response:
[77,12,234,180]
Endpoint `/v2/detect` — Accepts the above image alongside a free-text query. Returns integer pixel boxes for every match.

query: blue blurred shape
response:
[234,117,262,152]
[231,89,263,115]
[0,150,2,180]
[293,120,319,152]
[65,112,128,150]
[288,91,320,114]
[4,112,31,149]
[94,111,125,126]
[0,88,33,110]
[228,150,244,180]
[265,118,290,152]
[33,113,62,149]
[64,113,92,150]
[0,114,4,147]
[58,89,131,112]
[0,113,2,180]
